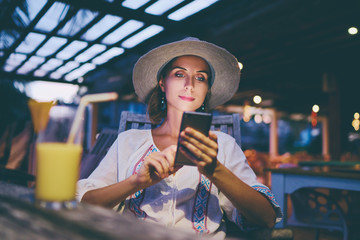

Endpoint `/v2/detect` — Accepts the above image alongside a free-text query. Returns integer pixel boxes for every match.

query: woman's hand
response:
[82,145,179,208]
[179,127,219,176]
[135,145,178,189]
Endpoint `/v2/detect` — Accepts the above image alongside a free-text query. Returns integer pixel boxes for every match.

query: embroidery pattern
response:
[233,185,279,230]
[252,185,280,208]
[128,145,158,219]
[234,209,244,228]
[192,174,212,233]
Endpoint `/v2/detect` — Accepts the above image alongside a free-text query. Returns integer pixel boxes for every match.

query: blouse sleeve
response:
[76,136,119,202]
[76,129,146,203]
[216,132,282,231]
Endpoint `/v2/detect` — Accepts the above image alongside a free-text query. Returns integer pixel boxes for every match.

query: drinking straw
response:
[28,99,56,134]
[67,92,118,144]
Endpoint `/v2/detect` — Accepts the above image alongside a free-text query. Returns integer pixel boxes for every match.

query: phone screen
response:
[175,111,212,166]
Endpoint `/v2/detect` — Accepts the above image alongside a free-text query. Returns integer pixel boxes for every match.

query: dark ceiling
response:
[1,0,360,115]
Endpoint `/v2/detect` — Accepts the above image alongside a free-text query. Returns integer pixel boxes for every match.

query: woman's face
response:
[159,55,210,113]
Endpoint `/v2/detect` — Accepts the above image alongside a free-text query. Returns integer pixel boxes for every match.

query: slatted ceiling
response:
[101,20,136,45]
[122,24,164,49]
[144,0,184,16]
[86,15,123,41]
[137,0,157,10]
[57,10,92,37]
[36,36,68,57]
[1,0,360,115]
[2,0,218,84]
[68,14,105,42]
[34,3,68,32]
[1,2,51,63]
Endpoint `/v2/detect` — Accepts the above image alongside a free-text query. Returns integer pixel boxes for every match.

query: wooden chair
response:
[79,111,293,239]
[80,111,241,179]
[210,113,241,147]
[79,128,118,179]
[119,111,241,146]
[118,111,156,133]
[119,111,277,239]
[289,188,348,240]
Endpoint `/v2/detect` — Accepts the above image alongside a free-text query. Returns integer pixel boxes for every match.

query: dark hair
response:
[147,56,211,124]
[147,84,165,124]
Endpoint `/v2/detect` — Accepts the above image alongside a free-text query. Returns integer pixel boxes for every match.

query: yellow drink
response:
[35,143,82,202]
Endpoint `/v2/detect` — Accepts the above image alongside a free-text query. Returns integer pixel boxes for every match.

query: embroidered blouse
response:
[77,129,282,239]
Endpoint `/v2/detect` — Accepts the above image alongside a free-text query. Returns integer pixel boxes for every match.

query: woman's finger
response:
[208,131,218,142]
[179,140,214,164]
[182,128,218,150]
[180,134,217,160]
[183,127,208,141]
[145,154,167,178]
[178,146,200,164]
[163,145,176,164]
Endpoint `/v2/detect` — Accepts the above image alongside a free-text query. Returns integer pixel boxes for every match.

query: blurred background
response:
[1,0,360,174]
[1,1,360,239]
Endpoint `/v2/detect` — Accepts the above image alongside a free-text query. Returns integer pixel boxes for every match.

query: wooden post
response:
[269,108,278,159]
[319,116,330,160]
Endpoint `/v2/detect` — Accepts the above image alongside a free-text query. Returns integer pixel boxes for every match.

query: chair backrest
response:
[79,128,118,179]
[289,188,348,239]
[210,113,241,147]
[80,111,241,179]
[119,111,241,146]
[118,111,156,132]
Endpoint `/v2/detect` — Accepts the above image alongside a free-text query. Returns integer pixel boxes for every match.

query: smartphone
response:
[175,111,213,166]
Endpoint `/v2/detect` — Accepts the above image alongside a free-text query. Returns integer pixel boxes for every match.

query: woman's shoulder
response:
[117,129,152,148]
[119,128,151,138]
[212,130,236,143]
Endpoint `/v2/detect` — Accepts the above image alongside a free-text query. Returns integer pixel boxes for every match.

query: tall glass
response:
[35,105,83,210]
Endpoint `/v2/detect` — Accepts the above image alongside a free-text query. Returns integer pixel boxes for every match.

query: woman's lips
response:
[179,96,195,101]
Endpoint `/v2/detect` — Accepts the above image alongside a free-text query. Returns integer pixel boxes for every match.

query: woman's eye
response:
[196,76,206,81]
[175,72,184,77]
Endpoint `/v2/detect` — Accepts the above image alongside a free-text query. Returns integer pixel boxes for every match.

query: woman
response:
[77,38,282,238]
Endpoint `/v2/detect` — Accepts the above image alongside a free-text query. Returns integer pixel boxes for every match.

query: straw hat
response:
[133,37,241,109]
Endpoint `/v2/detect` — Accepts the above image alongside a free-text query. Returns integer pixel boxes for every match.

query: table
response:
[267,167,360,228]
[298,160,360,168]
[0,182,200,240]
[298,161,360,174]
[0,168,35,186]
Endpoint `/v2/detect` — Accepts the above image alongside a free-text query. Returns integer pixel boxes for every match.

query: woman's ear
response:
[159,78,165,92]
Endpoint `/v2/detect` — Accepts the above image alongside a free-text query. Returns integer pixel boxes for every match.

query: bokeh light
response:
[253,95,262,104]
[312,104,320,113]
[348,27,358,35]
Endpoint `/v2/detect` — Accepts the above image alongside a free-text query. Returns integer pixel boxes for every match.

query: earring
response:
[197,103,205,112]
[160,93,166,110]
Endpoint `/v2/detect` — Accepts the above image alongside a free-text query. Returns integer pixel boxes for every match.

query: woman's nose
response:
[184,77,195,90]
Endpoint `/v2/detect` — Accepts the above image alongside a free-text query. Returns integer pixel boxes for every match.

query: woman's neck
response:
[155,109,184,137]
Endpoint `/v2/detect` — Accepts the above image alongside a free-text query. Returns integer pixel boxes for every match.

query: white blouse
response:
[77,129,282,239]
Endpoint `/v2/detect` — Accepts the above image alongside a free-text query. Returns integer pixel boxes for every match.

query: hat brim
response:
[133,38,240,109]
